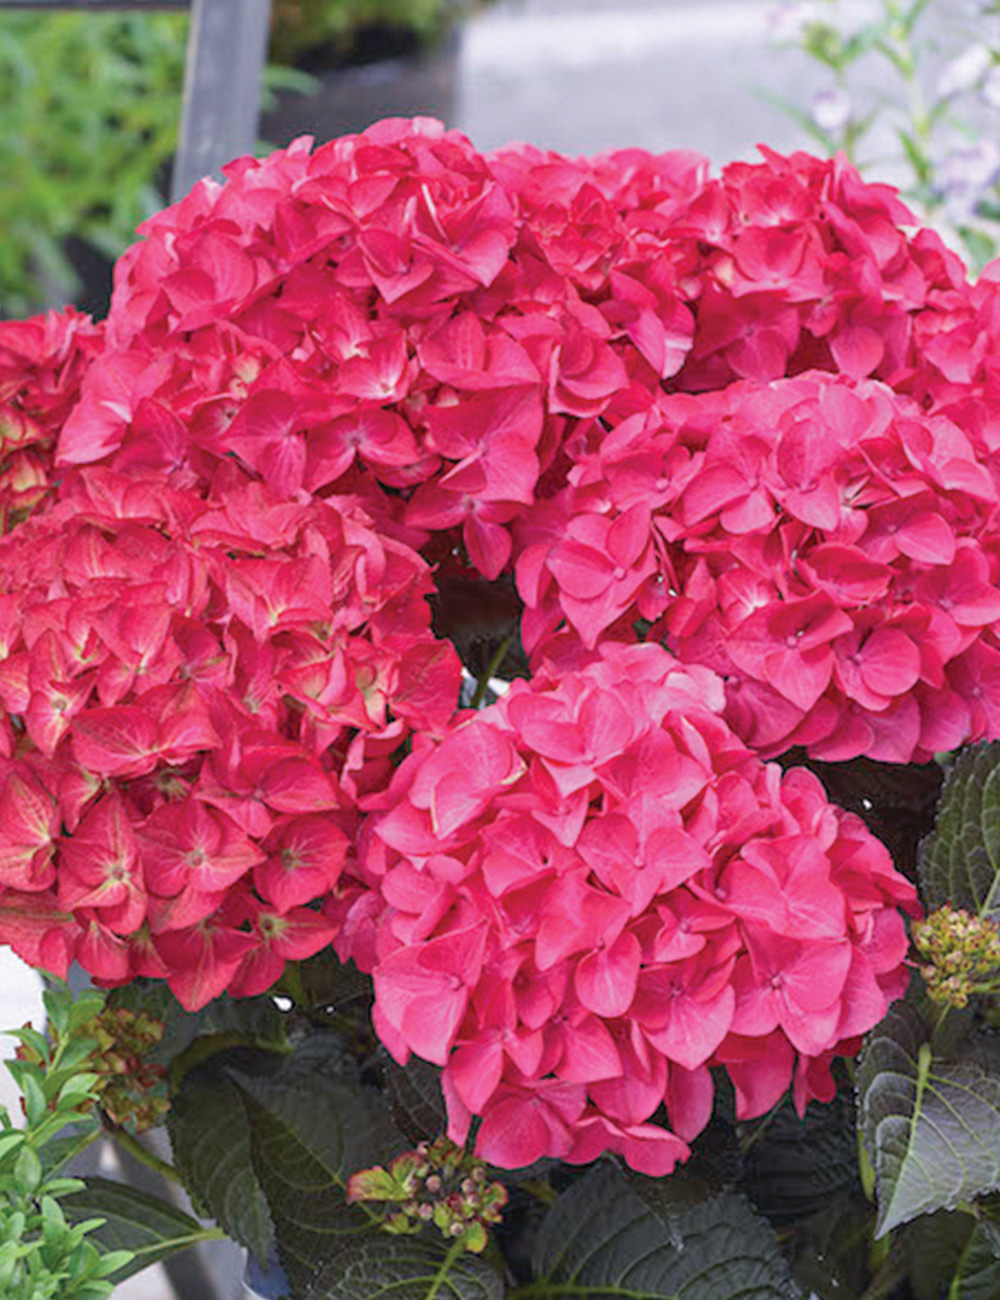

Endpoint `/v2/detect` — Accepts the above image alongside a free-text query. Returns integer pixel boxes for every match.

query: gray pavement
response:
[457,0,821,161]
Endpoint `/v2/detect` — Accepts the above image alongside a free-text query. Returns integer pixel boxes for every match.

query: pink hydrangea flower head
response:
[358,642,917,1172]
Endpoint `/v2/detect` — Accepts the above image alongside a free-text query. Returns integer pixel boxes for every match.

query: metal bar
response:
[170,0,271,203]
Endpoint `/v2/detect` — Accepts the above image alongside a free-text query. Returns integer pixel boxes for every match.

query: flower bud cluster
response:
[15,1004,167,1133]
[85,1006,169,1133]
[346,1137,507,1253]
[912,905,1000,1007]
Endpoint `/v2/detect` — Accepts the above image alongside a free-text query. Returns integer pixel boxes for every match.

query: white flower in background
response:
[766,1,822,43]
[936,44,992,101]
[983,64,1000,110]
[811,86,853,133]
[935,140,1000,221]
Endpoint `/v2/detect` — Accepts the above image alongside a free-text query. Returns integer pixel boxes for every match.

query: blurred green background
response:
[0,0,468,320]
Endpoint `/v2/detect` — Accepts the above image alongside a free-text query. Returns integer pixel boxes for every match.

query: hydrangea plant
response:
[1,119,1000,1298]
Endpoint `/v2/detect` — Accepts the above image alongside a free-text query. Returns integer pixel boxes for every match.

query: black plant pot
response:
[260,24,460,148]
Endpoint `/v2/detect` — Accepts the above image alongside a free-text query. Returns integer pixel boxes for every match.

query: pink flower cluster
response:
[0,117,984,1170]
[42,120,1000,766]
[0,307,103,527]
[341,644,916,1174]
[518,371,1000,762]
[0,468,459,1009]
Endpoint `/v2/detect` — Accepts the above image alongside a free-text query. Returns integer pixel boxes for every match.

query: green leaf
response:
[952,1220,1000,1300]
[917,743,1000,917]
[62,1175,216,1283]
[900,1210,976,1300]
[108,982,286,1068]
[0,1129,25,1165]
[787,1196,873,1300]
[21,1072,47,1126]
[301,1236,505,1300]
[858,999,1000,1235]
[40,1120,101,1179]
[166,1046,280,1264]
[741,1092,858,1222]
[234,1062,400,1296]
[532,1161,800,1299]
[958,227,999,274]
[383,1054,447,1145]
[14,1144,42,1194]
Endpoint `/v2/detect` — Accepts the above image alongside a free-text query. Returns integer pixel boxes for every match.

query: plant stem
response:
[426,1235,470,1300]
[471,635,513,709]
[106,1124,181,1185]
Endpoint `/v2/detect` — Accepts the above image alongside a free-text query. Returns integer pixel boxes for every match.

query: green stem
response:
[510,1286,653,1300]
[860,1235,905,1300]
[106,1124,182,1186]
[277,961,308,1010]
[126,1226,227,1260]
[471,636,513,709]
[426,1236,470,1300]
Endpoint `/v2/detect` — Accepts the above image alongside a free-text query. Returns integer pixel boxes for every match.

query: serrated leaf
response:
[383,1054,447,1144]
[234,1065,400,1296]
[62,1175,213,1283]
[630,1119,742,1214]
[533,1161,800,1300]
[952,1221,1000,1300]
[167,1046,280,1263]
[858,999,1000,1235]
[917,743,1000,917]
[901,1210,976,1300]
[787,1196,872,1300]
[741,1093,858,1222]
[302,1235,505,1300]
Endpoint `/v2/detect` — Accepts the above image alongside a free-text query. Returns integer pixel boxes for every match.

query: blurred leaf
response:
[0,11,187,314]
[63,1175,216,1283]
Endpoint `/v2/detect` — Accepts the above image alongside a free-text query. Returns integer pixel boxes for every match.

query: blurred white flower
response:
[983,64,1000,109]
[935,140,1000,221]
[811,86,853,132]
[766,1,822,43]
[936,44,992,101]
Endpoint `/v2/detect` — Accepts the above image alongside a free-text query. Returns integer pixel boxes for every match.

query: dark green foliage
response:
[532,1161,800,1300]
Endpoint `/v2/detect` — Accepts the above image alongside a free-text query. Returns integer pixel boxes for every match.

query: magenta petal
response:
[574,931,641,1017]
[646,983,735,1070]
